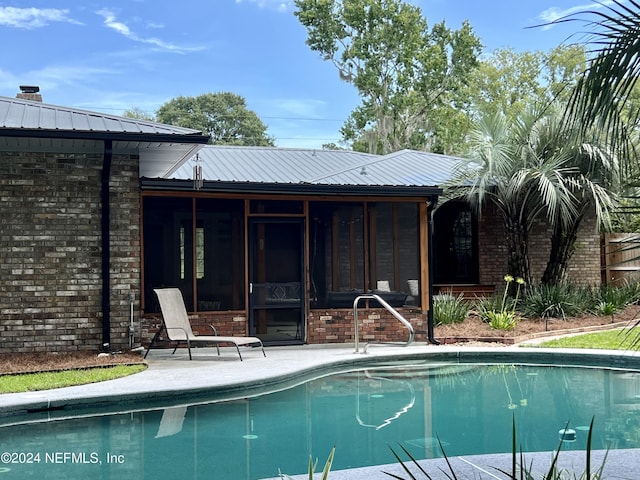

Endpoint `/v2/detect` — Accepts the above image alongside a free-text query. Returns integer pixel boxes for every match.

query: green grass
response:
[0,364,146,393]
[536,328,640,350]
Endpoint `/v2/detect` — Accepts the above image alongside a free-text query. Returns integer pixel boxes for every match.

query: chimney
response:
[17,85,42,102]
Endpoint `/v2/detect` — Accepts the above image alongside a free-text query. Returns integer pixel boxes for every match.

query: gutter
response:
[427,196,440,345]
[140,178,443,198]
[0,128,209,144]
[101,140,112,352]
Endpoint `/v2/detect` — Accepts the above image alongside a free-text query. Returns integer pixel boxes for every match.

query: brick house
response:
[0,93,602,354]
[0,91,208,353]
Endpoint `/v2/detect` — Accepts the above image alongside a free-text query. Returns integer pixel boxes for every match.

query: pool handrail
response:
[355,369,416,430]
[353,293,415,353]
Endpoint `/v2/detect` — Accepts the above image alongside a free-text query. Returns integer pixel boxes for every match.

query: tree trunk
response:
[541,212,584,285]
[504,219,532,286]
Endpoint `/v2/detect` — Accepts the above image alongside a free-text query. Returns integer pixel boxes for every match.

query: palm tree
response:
[455,103,619,286]
[454,108,577,286]
[536,107,619,284]
[561,0,640,163]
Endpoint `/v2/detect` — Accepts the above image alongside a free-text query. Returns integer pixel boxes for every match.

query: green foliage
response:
[0,365,146,393]
[384,417,606,480]
[433,293,469,325]
[467,45,587,122]
[475,294,511,323]
[595,301,618,316]
[595,283,634,313]
[537,328,640,350]
[521,283,592,319]
[561,0,640,158]
[156,92,275,146]
[619,279,640,305]
[123,106,155,121]
[279,447,335,480]
[486,310,518,330]
[476,275,524,330]
[294,0,482,154]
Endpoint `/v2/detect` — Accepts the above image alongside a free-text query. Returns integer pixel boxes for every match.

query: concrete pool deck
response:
[2,342,640,417]
[1,342,640,478]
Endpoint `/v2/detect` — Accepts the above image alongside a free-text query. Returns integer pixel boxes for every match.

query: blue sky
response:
[0,1,608,148]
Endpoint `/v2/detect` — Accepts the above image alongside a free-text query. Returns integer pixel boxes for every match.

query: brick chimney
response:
[16,85,42,102]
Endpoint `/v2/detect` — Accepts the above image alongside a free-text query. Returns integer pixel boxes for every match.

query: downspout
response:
[427,196,440,345]
[101,140,113,352]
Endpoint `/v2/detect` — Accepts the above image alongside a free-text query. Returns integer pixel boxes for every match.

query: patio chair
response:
[145,288,266,361]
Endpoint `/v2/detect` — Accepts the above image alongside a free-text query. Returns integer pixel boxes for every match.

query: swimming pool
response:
[1,359,640,479]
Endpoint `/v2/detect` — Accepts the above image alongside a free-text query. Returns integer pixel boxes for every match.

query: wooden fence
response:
[601,233,640,285]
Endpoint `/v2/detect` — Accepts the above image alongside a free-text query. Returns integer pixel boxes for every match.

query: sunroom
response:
[140,146,458,346]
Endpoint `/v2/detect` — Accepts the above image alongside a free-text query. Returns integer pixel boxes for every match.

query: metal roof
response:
[0,96,208,143]
[0,95,209,175]
[163,145,462,191]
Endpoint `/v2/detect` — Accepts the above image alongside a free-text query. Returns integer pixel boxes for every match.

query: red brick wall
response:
[307,307,427,344]
[142,307,428,346]
[477,203,601,287]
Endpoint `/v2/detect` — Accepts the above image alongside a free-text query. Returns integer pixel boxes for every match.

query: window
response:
[143,197,244,312]
[309,201,421,308]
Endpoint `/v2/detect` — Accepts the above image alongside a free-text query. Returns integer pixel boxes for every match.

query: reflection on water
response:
[2,363,640,479]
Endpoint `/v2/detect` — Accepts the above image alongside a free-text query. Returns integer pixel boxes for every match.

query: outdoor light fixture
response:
[193,153,203,190]
[558,428,576,442]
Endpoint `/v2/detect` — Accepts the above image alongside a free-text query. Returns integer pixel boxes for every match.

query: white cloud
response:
[270,98,328,118]
[96,9,205,54]
[538,1,617,28]
[0,7,80,29]
[16,65,118,95]
[235,0,294,12]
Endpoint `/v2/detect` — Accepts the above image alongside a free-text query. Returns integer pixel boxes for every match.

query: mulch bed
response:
[434,305,640,345]
[0,351,146,375]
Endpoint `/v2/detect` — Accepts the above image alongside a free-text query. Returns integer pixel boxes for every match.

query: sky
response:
[0,0,613,149]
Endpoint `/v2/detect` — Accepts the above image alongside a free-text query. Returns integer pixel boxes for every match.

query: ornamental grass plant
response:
[477,275,525,330]
[433,292,469,325]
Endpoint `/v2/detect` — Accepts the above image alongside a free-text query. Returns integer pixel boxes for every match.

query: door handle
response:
[249,282,253,294]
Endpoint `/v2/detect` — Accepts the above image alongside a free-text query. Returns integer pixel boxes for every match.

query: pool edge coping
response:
[1,345,640,425]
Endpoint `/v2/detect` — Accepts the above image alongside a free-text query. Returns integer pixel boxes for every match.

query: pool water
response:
[2,362,640,479]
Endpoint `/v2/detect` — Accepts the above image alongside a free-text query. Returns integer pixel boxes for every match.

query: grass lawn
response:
[536,327,640,350]
[0,364,147,394]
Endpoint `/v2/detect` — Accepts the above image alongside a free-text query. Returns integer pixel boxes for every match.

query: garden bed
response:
[434,305,640,345]
[0,351,146,375]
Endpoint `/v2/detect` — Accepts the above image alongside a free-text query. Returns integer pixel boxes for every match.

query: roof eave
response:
[0,128,210,144]
[140,178,443,197]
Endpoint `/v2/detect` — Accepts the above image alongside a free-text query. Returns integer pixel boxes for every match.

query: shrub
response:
[475,275,524,330]
[521,283,591,319]
[475,294,509,323]
[433,292,469,325]
[596,280,640,312]
[620,279,640,305]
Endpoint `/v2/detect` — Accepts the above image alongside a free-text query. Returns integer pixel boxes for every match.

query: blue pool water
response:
[1,361,640,479]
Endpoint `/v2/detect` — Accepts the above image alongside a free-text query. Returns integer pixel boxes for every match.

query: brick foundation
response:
[141,307,428,346]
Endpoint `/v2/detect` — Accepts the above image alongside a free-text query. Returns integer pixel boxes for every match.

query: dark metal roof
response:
[0,96,209,144]
[145,145,462,195]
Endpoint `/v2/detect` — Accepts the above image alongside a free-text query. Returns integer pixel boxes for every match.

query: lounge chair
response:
[144,288,266,361]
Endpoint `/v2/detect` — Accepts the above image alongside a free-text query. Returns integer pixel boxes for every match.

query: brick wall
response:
[307,307,427,344]
[477,202,601,287]
[0,151,140,353]
[142,311,249,345]
[141,307,427,347]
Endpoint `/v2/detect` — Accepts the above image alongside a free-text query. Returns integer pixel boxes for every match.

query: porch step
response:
[434,284,495,300]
